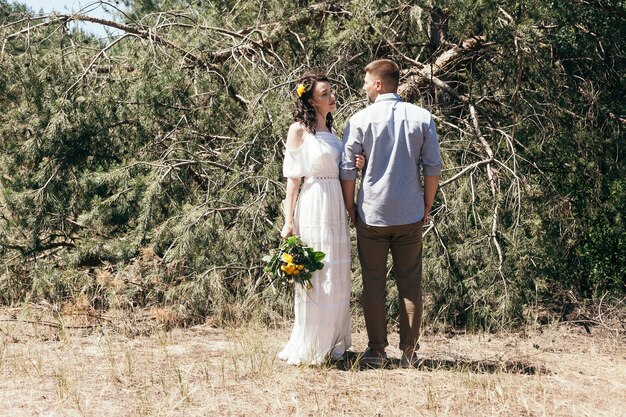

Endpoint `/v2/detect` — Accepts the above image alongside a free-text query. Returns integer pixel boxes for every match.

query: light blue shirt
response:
[340,93,442,226]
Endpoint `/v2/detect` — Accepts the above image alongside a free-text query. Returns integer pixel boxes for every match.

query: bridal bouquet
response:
[262,235,325,290]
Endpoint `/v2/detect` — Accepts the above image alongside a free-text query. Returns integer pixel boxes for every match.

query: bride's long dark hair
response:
[293,72,333,134]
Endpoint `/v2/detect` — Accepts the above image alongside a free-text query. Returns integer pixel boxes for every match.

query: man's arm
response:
[422,175,439,222]
[341,179,357,225]
[340,119,362,225]
[420,114,442,222]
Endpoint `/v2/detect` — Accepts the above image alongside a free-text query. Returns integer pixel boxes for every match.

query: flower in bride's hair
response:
[296,83,307,98]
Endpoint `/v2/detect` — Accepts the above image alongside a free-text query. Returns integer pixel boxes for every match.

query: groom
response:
[340,59,442,368]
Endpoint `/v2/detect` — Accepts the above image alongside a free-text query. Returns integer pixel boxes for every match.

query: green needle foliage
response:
[0,0,623,329]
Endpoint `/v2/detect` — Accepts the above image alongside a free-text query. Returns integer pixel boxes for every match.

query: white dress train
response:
[278,130,352,365]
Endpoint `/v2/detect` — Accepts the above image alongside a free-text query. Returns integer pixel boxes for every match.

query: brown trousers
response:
[356,218,423,351]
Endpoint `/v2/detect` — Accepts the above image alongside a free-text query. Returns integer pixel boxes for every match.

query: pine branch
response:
[4,13,248,108]
[397,36,491,103]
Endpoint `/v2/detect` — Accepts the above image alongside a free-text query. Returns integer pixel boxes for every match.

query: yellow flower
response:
[281,253,293,263]
[293,269,300,275]
[305,281,312,291]
[296,83,307,97]
[296,264,304,270]
[280,264,288,272]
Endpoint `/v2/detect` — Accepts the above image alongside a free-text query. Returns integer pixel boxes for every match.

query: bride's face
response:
[310,81,337,115]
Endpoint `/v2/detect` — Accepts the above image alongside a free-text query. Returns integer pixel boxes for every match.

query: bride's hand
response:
[355,153,366,170]
[280,221,295,239]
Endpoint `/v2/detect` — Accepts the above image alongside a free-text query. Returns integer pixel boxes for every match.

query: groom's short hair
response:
[365,59,400,91]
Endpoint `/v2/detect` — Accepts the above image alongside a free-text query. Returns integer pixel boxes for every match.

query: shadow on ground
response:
[333,351,551,375]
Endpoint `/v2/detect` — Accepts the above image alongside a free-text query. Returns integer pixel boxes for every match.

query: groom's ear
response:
[375,79,383,92]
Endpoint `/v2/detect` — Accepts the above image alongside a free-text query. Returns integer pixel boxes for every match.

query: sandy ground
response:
[0,308,624,417]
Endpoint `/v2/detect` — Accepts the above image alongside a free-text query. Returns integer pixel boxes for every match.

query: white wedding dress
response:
[278,130,352,365]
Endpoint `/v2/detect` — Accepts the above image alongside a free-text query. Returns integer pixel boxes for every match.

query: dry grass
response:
[0,305,624,417]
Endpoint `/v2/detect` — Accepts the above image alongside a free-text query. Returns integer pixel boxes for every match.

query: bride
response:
[278,72,364,365]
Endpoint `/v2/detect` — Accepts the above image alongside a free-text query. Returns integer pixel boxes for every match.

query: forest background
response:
[0,0,624,331]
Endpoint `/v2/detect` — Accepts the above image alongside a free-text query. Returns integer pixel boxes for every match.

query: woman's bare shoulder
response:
[288,122,307,136]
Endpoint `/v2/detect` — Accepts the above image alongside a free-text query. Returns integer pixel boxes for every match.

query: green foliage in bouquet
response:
[262,236,325,290]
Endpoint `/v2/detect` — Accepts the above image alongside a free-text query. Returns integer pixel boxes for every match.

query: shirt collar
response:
[375,93,401,103]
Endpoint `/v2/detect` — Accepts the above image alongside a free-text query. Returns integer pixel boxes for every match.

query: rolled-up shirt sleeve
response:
[340,119,363,181]
[420,115,442,176]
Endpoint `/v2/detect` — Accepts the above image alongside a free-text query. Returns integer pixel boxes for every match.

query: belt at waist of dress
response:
[303,175,339,183]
